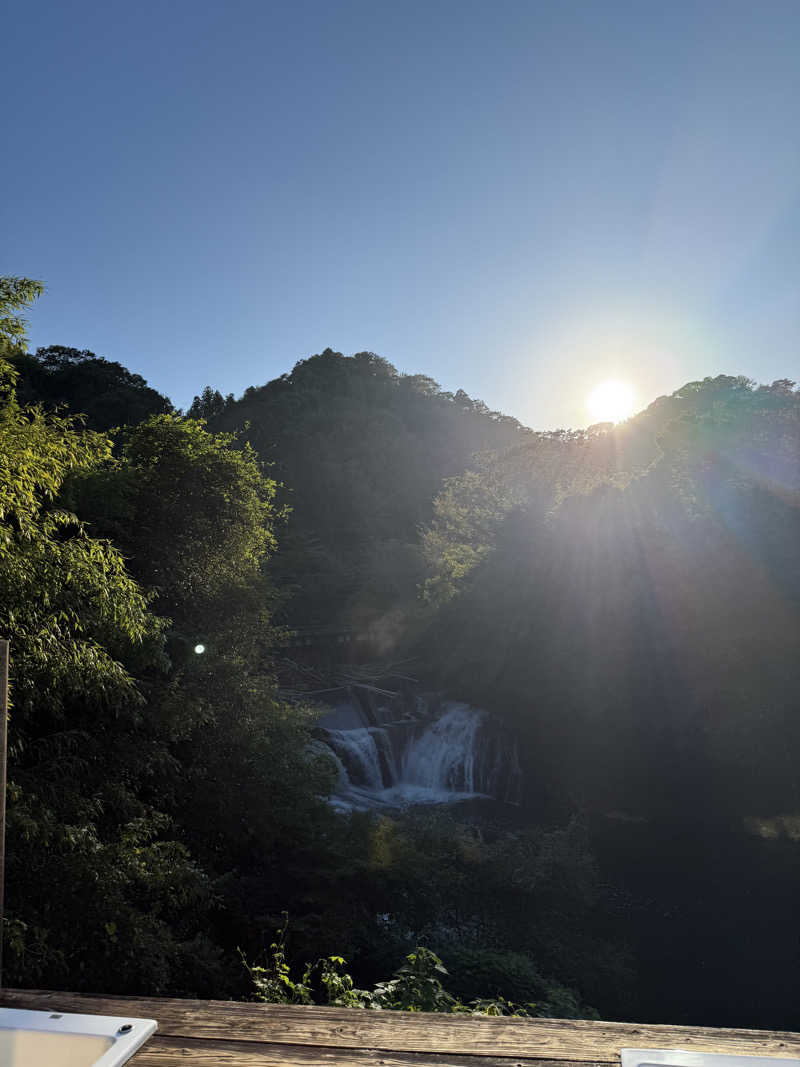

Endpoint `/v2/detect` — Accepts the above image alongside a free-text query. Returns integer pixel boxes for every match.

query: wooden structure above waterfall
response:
[5,989,800,1067]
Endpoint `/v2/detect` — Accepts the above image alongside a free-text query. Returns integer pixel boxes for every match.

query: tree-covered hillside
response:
[5,274,800,1029]
[422,374,800,818]
[11,344,173,430]
[0,279,627,1019]
[204,349,529,640]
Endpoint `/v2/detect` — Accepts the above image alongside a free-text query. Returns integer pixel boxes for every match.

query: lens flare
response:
[587,380,636,423]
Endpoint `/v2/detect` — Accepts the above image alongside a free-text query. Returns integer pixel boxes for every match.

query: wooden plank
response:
[132,1035,606,1067]
[3,991,800,1063]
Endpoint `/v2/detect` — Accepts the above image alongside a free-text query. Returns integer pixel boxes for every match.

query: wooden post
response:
[0,640,8,990]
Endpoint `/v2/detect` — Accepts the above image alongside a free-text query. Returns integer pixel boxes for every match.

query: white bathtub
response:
[0,1007,157,1066]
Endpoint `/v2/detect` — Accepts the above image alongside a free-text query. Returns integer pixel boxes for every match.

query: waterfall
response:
[312,690,521,811]
[401,704,486,795]
[323,726,396,789]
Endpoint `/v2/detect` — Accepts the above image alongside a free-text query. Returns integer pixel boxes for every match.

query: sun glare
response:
[587,380,637,423]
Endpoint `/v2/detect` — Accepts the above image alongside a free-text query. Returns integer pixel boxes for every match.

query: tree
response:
[69,413,281,627]
[0,278,42,360]
[0,278,222,992]
[67,411,336,967]
[11,344,173,431]
[187,385,233,420]
[0,279,157,723]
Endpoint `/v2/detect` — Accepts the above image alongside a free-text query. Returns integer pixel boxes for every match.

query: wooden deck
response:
[3,989,800,1067]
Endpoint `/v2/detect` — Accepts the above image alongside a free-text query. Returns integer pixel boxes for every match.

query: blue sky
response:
[5,0,800,428]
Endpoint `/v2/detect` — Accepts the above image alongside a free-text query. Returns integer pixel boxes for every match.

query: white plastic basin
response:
[0,1007,157,1066]
[622,1051,800,1067]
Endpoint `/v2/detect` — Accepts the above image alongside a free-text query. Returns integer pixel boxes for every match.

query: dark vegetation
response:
[2,276,800,1027]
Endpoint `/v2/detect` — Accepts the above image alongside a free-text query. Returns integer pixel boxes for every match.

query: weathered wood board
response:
[2,989,799,1067]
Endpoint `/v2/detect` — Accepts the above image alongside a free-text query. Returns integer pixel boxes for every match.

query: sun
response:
[587,379,637,423]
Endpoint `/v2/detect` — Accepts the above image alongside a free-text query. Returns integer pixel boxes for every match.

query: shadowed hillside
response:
[204,348,529,641]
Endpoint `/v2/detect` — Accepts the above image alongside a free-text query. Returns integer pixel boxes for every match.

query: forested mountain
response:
[4,275,800,1028]
[416,375,800,1025]
[205,349,529,640]
[1,280,621,1018]
[16,342,529,641]
[422,374,800,819]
